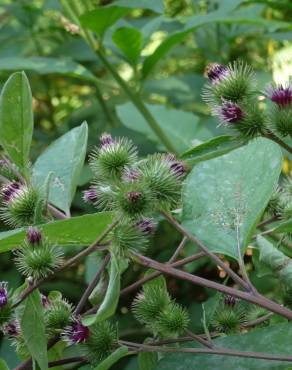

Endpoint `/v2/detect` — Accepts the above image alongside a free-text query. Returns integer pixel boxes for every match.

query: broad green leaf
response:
[111,0,164,13]
[20,290,48,370]
[181,136,246,165]
[0,212,114,253]
[80,7,130,38]
[112,27,144,66]
[0,359,9,370]
[32,122,88,214]
[116,102,208,154]
[0,57,96,82]
[82,254,124,326]
[156,322,292,370]
[257,236,292,288]
[138,351,158,370]
[182,138,282,259]
[94,346,129,370]
[0,72,33,177]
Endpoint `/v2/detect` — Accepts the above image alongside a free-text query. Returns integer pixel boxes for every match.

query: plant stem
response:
[168,236,188,263]
[263,130,292,154]
[48,357,85,368]
[96,50,178,154]
[161,210,250,291]
[63,0,178,154]
[242,312,273,328]
[75,253,110,315]
[133,253,292,320]
[257,215,279,229]
[47,203,68,219]
[185,329,213,349]
[120,340,292,362]
[235,214,256,293]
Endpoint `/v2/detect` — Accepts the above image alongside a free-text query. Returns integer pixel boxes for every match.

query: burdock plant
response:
[1,55,292,370]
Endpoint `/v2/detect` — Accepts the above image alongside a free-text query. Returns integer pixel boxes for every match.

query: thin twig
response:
[160,210,250,291]
[242,312,273,328]
[185,329,213,349]
[74,253,111,315]
[47,203,68,220]
[168,236,188,263]
[48,357,85,368]
[133,253,292,320]
[119,340,292,362]
[257,215,279,229]
[263,130,292,155]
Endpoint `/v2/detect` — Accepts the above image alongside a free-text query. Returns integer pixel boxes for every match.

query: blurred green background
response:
[0,0,291,367]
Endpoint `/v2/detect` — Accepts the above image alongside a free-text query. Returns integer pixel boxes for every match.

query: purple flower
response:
[205,63,229,84]
[3,320,20,337]
[136,218,156,235]
[1,182,20,202]
[100,133,115,148]
[266,82,292,107]
[122,167,141,182]
[63,317,89,344]
[224,295,238,307]
[164,155,186,179]
[0,282,8,308]
[26,227,42,245]
[83,187,98,204]
[220,101,243,123]
[41,294,50,308]
[127,191,142,203]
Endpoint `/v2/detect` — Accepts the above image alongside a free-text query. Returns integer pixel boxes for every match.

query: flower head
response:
[83,187,98,204]
[136,218,156,235]
[63,317,89,344]
[26,227,42,245]
[266,82,292,107]
[100,133,115,148]
[1,182,20,202]
[122,167,141,182]
[218,101,244,124]
[3,320,20,337]
[224,295,238,307]
[205,63,229,84]
[164,155,186,179]
[0,282,8,308]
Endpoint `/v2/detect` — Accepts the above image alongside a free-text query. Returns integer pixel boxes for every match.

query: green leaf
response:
[138,351,158,370]
[0,212,114,253]
[111,0,164,13]
[82,254,124,326]
[116,102,209,154]
[142,30,189,79]
[0,359,9,370]
[80,7,130,38]
[156,322,292,370]
[142,14,291,78]
[0,72,33,177]
[0,57,96,82]
[181,136,246,165]
[272,219,292,233]
[182,138,282,259]
[20,290,48,370]
[257,236,292,288]
[32,122,88,215]
[112,27,144,66]
[94,346,129,370]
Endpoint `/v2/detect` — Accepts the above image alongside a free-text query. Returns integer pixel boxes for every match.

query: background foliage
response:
[0,0,292,368]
